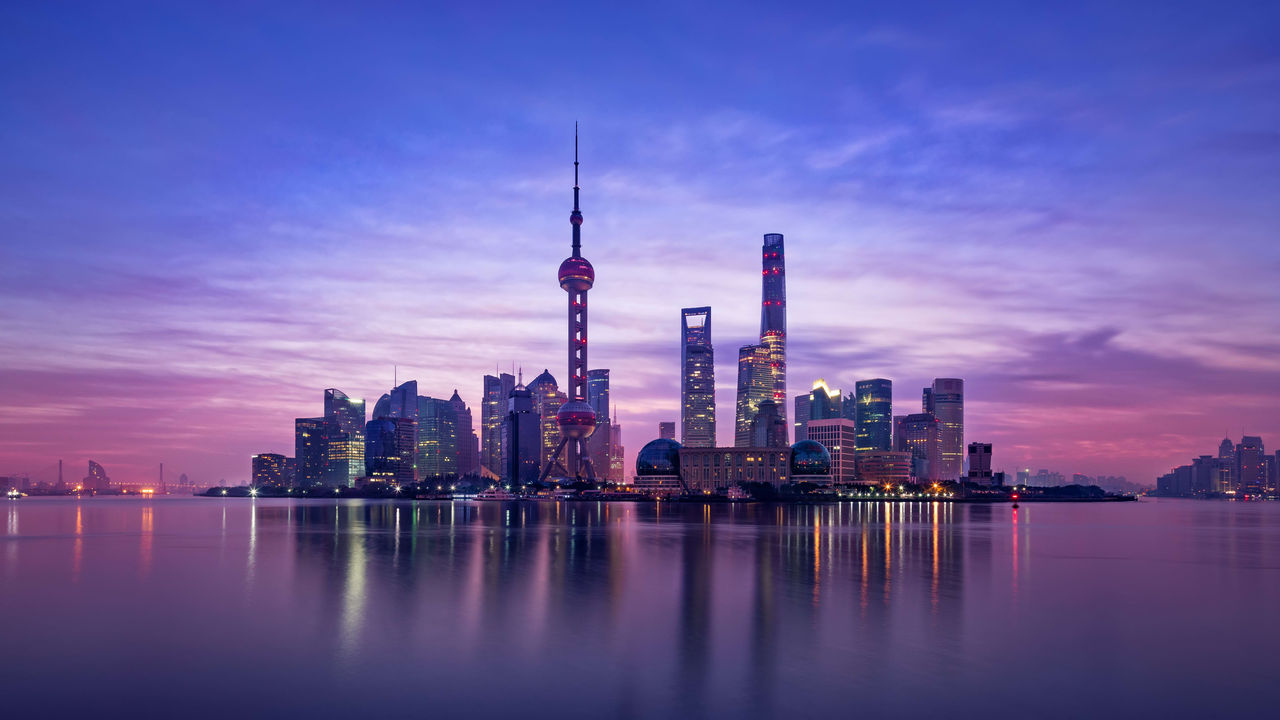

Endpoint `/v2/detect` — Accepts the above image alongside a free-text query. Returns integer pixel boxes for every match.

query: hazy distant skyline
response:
[2,2,1278,484]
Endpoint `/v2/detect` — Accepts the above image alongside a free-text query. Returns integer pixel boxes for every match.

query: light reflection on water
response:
[0,497,1278,719]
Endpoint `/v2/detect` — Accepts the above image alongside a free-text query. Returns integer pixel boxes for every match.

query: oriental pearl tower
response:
[540,126,598,482]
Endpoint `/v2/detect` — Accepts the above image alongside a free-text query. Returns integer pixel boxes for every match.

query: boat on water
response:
[5,488,23,499]
[474,487,521,501]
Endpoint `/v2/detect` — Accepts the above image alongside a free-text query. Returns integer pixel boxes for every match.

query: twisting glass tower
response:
[541,127,598,482]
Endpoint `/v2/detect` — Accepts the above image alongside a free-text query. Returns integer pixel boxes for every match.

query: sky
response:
[2,1,1278,486]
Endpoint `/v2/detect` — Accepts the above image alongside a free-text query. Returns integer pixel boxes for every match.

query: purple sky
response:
[2,1,1278,485]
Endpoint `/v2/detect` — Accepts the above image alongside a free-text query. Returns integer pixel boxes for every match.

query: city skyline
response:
[3,3,1279,486]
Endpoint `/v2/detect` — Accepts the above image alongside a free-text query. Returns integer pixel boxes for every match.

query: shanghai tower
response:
[760,233,787,440]
[734,233,787,446]
[540,127,598,482]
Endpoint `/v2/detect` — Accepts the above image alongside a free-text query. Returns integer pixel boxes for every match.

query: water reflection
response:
[6,498,1276,719]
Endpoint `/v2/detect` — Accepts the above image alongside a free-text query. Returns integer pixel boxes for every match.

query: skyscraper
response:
[609,409,625,483]
[324,388,366,487]
[854,379,893,452]
[680,306,715,447]
[482,373,516,475]
[734,344,772,446]
[925,378,964,480]
[895,413,942,482]
[1217,437,1236,493]
[1236,436,1265,494]
[448,390,479,476]
[793,394,811,442]
[365,417,416,486]
[541,127,599,481]
[750,399,788,448]
[294,416,335,486]
[503,382,541,485]
[415,395,459,479]
[587,368,612,476]
[760,233,787,440]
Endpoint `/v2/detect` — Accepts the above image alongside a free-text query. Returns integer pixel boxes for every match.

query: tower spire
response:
[571,122,582,258]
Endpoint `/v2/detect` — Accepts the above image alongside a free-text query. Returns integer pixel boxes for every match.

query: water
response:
[2,497,1277,718]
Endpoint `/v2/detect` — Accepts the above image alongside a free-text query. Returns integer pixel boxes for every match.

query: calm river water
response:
[2,497,1278,718]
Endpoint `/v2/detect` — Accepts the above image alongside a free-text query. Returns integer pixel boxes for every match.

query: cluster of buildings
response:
[634,230,997,495]
[1156,436,1280,498]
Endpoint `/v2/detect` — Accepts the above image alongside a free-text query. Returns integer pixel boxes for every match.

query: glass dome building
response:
[790,439,833,483]
[636,438,683,477]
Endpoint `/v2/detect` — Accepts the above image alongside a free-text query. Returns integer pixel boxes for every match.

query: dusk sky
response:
[2,1,1278,486]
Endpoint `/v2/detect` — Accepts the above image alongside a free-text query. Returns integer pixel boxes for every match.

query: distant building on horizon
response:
[251,453,289,488]
[680,307,716,448]
[587,368,613,480]
[793,393,811,442]
[658,421,676,440]
[294,417,336,487]
[749,399,788,448]
[448,390,480,476]
[967,442,994,486]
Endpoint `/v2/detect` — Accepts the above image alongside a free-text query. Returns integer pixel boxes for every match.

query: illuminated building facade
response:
[678,446,789,492]
[587,368,612,479]
[324,388,366,487]
[482,373,516,475]
[365,416,416,486]
[734,344,772,446]
[537,388,567,469]
[540,129,599,481]
[924,378,964,480]
[1236,436,1265,494]
[609,409,624,482]
[680,306,715,448]
[894,413,942,482]
[805,418,858,484]
[854,378,893,452]
[760,233,787,439]
[251,453,289,488]
[855,450,912,486]
[415,395,458,479]
[294,416,336,486]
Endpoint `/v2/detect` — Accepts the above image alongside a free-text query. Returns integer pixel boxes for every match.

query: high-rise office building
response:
[504,382,541,485]
[324,388,366,487]
[538,388,568,469]
[809,379,842,419]
[658,421,676,440]
[734,344,773,446]
[760,233,787,439]
[854,379,893,452]
[680,307,715,448]
[295,416,336,487]
[541,129,599,481]
[83,460,111,492]
[587,369,612,477]
[894,413,942,482]
[449,390,479,476]
[415,395,459,479]
[251,453,289,488]
[749,399,788,448]
[924,378,964,480]
[365,416,416,486]
[1236,436,1265,493]
[793,394,811,442]
[1217,437,1236,493]
[482,373,516,475]
[609,407,625,483]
